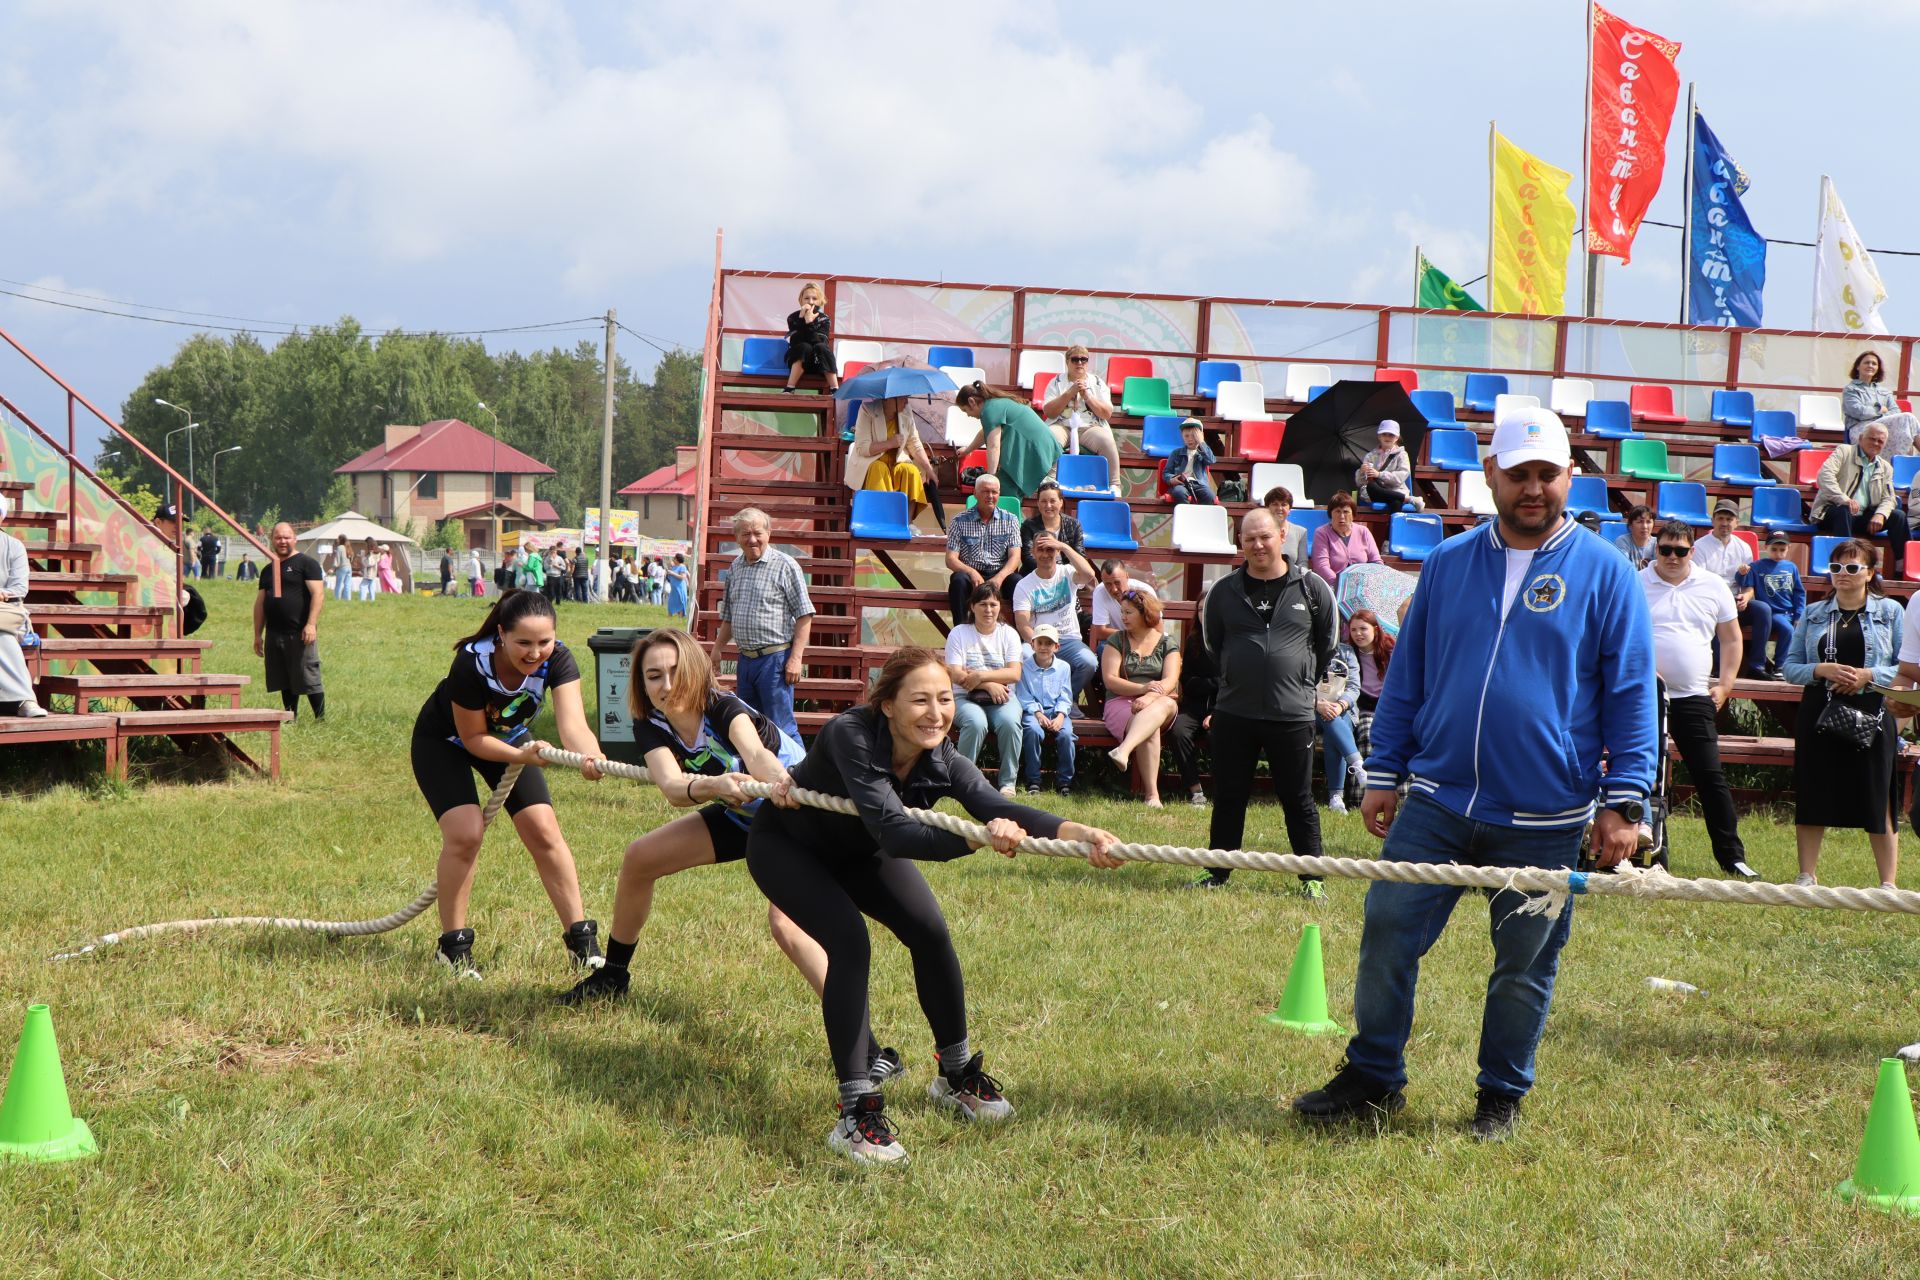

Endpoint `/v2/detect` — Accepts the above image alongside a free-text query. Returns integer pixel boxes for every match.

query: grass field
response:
[5,578,1919,1278]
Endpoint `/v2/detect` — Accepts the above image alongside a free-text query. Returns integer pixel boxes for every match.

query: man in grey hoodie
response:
[1192,508,1338,896]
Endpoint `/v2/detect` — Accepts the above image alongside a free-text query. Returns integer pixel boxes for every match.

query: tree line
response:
[99,319,700,537]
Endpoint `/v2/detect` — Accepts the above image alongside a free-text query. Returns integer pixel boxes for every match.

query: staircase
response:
[0,335,291,781]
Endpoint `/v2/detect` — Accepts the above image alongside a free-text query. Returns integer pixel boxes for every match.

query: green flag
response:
[1416,254,1485,311]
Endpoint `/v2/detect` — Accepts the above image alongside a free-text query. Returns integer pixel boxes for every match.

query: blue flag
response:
[1688,112,1766,327]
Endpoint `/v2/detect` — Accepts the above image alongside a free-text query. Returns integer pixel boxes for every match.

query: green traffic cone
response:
[1262,924,1346,1035]
[0,1004,98,1164]
[1835,1058,1920,1216]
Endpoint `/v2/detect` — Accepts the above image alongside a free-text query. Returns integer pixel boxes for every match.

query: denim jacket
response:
[1781,594,1905,689]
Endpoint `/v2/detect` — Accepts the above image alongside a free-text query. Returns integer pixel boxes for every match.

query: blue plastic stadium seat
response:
[741,337,789,377]
[1055,454,1112,497]
[1567,474,1610,515]
[1593,516,1627,544]
[1306,384,1330,402]
[1656,482,1712,527]
[927,345,975,369]
[1712,444,1775,487]
[1139,415,1185,458]
[1408,389,1462,430]
[1079,500,1138,551]
[1750,409,1798,443]
[1427,428,1481,471]
[1583,400,1640,440]
[1463,373,1509,414]
[1809,535,1850,578]
[1893,455,1920,492]
[1711,389,1756,428]
[1288,508,1330,545]
[1388,513,1445,561]
[1750,486,1816,534]
[1195,360,1243,398]
[850,490,914,542]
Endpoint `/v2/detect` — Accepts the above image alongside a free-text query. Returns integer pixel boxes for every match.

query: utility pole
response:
[598,308,617,600]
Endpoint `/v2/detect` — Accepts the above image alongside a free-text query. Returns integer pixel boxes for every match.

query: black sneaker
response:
[1056,784,1073,797]
[1186,873,1229,891]
[556,963,629,1005]
[435,928,480,981]
[1026,783,1041,795]
[868,1046,905,1088]
[563,919,605,971]
[1470,1089,1522,1141]
[1293,1060,1405,1125]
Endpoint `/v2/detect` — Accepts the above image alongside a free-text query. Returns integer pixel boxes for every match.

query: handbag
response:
[1815,614,1882,749]
[0,600,27,637]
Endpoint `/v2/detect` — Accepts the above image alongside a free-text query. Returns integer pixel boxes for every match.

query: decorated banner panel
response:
[1687,112,1765,328]
[1208,303,1383,393]
[1490,130,1577,316]
[834,283,1015,384]
[1023,294,1200,394]
[583,507,640,546]
[1562,322,1730,421]
[0,415,174,609]
[1585,5,1681,263]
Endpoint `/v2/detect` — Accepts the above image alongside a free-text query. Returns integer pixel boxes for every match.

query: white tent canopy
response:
[296,511,418,546]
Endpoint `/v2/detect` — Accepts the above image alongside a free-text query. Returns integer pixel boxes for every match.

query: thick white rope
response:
[48,765,524,960]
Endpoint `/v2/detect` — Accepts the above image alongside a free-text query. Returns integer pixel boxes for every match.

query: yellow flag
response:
[1489,129,1577,315]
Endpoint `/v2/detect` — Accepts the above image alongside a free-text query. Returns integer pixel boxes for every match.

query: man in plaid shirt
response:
[944,473,1023,624]
[710,508,814,742]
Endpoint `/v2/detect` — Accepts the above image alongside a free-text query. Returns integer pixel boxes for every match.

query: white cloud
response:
[1348,212,1486,304]
[14,1,1315,293]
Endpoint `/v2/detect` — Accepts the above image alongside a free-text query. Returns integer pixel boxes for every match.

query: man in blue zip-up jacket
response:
[1295,407,1656,1141]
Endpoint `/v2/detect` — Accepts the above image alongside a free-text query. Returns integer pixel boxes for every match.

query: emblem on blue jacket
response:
[1523,573,1566,613]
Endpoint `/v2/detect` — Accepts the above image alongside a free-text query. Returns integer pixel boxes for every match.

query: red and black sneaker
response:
[828,1093,908,1166]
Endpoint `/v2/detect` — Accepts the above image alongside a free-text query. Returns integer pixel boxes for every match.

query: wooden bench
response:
[0,713,121,775]
[107,709,293,780]
[37,672,247,714]
[30,637,209,676]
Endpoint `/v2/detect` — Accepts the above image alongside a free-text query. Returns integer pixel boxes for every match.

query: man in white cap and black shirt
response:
[1294,405,1656,1141]
[1355,419,1418,514]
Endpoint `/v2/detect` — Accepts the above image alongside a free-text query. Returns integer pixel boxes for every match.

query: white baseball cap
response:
[1030,624,1061,644]
[1376,419,1401,437]
[1489,406,1572,469]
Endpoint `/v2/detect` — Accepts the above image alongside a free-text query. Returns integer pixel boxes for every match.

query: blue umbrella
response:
[833,365,958,401]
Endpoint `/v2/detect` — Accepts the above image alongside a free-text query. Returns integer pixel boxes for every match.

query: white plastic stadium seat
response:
[1549,378,1595,418]
[836,339,884,368]
[943,405,981,450]
[1250,462,1313,507]
[1170,503,1237,554]
[1284,363,1332,402]
[939,365,985,393]
[1017,349,1068,389]
[1800,393,1846,434]
[1456,470,1498,515]
[1212,380,1268,422]
[1492,393,1541,425]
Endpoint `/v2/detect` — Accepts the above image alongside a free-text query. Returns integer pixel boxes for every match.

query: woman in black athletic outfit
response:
[411,589,606,978]
[746,646,1121,1166]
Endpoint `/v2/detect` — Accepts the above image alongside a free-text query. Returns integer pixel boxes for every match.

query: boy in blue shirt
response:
[1161,418,1218,505]
[1741,530,1804,678]
[1015,624,1077,794]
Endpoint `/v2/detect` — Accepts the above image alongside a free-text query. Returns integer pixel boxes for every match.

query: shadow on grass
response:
[1555,1005,1894,1063]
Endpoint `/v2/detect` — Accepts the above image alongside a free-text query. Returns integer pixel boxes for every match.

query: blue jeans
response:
[1346,791,1581,1099]
[1757,610,1795,669]
[1319,709,1360,793]
[736,648,801,744]
[953,694,1022,768]
[1022,638,1097,702]
[1710,598,1774,676]
[1020,712,1076,788]
[1167,477,1217,505]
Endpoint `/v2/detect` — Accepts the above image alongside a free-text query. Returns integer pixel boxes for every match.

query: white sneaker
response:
[1109,483,1124,497]
[1792,872,1817,888]
[1346,759,1368,788]
[16,700,47,719]
[928,1053,1015,1123]
[828,1095,909,1166]
[1329,795,1347,813]
[999,782,1017,797]
[1188,789,1208,806]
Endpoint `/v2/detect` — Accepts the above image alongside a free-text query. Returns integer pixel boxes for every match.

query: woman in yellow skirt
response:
[845,396,948,530]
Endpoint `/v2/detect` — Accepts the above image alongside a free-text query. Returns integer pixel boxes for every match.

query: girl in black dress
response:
[782,282,838,394]
[746,647,1121,1166]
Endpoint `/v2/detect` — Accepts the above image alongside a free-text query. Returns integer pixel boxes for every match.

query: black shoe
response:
[563,919,605,971]
[1056,784,1073,797]
[435,927,480,981]
[1185,873,1229,891]
[1026,783,1041,795]
[556,963,630,1005]
[1719,859,1761,881]
[868,1046,905,1088]
[1293,1060,1406,1125]
[1470,1088,1522,1141]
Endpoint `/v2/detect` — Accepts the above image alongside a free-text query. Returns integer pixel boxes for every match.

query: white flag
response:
[1813,175,1889,334]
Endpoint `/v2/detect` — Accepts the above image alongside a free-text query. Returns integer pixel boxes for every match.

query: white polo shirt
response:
[1641,562,1738,697]
[1692,531,1752,588]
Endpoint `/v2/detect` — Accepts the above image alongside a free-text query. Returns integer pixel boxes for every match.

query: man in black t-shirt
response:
[253,522,327,720]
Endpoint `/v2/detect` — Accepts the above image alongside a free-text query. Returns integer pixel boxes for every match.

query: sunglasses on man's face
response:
[1656,544,1691,558]
[1831,562,1871,576]
[1068,356,1090,364]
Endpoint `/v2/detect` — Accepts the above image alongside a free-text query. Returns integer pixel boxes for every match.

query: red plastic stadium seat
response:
[1907,543,1920,581]
[1031,370,1056,409]
[1239,420,1285,462]
[961,449,988,474]
[842,361,871,382]
[1376,367,1419,393]
[1630,384,1686,424]
[1795,448,1833,487]
[1106,356,1153,391]
[1901,398,1913,414]
[1733,529,1758,559]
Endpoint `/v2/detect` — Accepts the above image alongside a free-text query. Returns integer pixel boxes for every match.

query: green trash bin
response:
[587,627,652,766]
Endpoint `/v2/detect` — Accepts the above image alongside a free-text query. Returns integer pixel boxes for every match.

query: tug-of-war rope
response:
[50,746,1920,961]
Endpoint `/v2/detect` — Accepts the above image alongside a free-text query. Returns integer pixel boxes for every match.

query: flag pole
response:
[1487,122,1497,310]
[1413,243,1423,307]
[1581,0,1599,317]
[1678,82,1696,324]
[1813,175,1830,330]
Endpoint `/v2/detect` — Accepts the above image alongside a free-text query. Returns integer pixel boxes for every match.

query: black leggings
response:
[746,814,966,1085]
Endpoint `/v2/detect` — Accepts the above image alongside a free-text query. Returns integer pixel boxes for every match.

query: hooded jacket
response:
[1364,515,1656,829]
[1203,560,1337,724]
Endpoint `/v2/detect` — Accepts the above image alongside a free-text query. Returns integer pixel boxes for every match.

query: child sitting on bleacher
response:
[1161,418,1217,505]
[1742,530,1804,678]
[1355,419,1419,514]
[1015,625,1077,795]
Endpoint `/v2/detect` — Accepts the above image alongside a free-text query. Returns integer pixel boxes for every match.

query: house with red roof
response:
[617,444,696,538]
[334,419,557,551]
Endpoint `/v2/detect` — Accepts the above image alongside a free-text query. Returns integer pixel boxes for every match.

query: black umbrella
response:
[1276,381,1430,507]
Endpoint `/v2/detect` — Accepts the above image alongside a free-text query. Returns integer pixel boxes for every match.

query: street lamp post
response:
[154,398,195,509]
[210,446,242,504]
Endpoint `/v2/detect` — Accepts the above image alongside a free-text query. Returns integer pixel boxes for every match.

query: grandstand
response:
[693,267,1920,786]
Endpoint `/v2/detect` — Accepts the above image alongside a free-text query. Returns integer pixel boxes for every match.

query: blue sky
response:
[1,0,1914,456]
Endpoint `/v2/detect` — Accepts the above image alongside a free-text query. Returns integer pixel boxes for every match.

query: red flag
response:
[1585,5,1681,263]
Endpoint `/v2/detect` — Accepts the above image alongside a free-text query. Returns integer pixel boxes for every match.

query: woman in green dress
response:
[955,381,1062,500]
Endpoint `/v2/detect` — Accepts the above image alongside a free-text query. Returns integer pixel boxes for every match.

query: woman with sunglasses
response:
[1781,538,1906,889]
[1039,345,1123,492]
